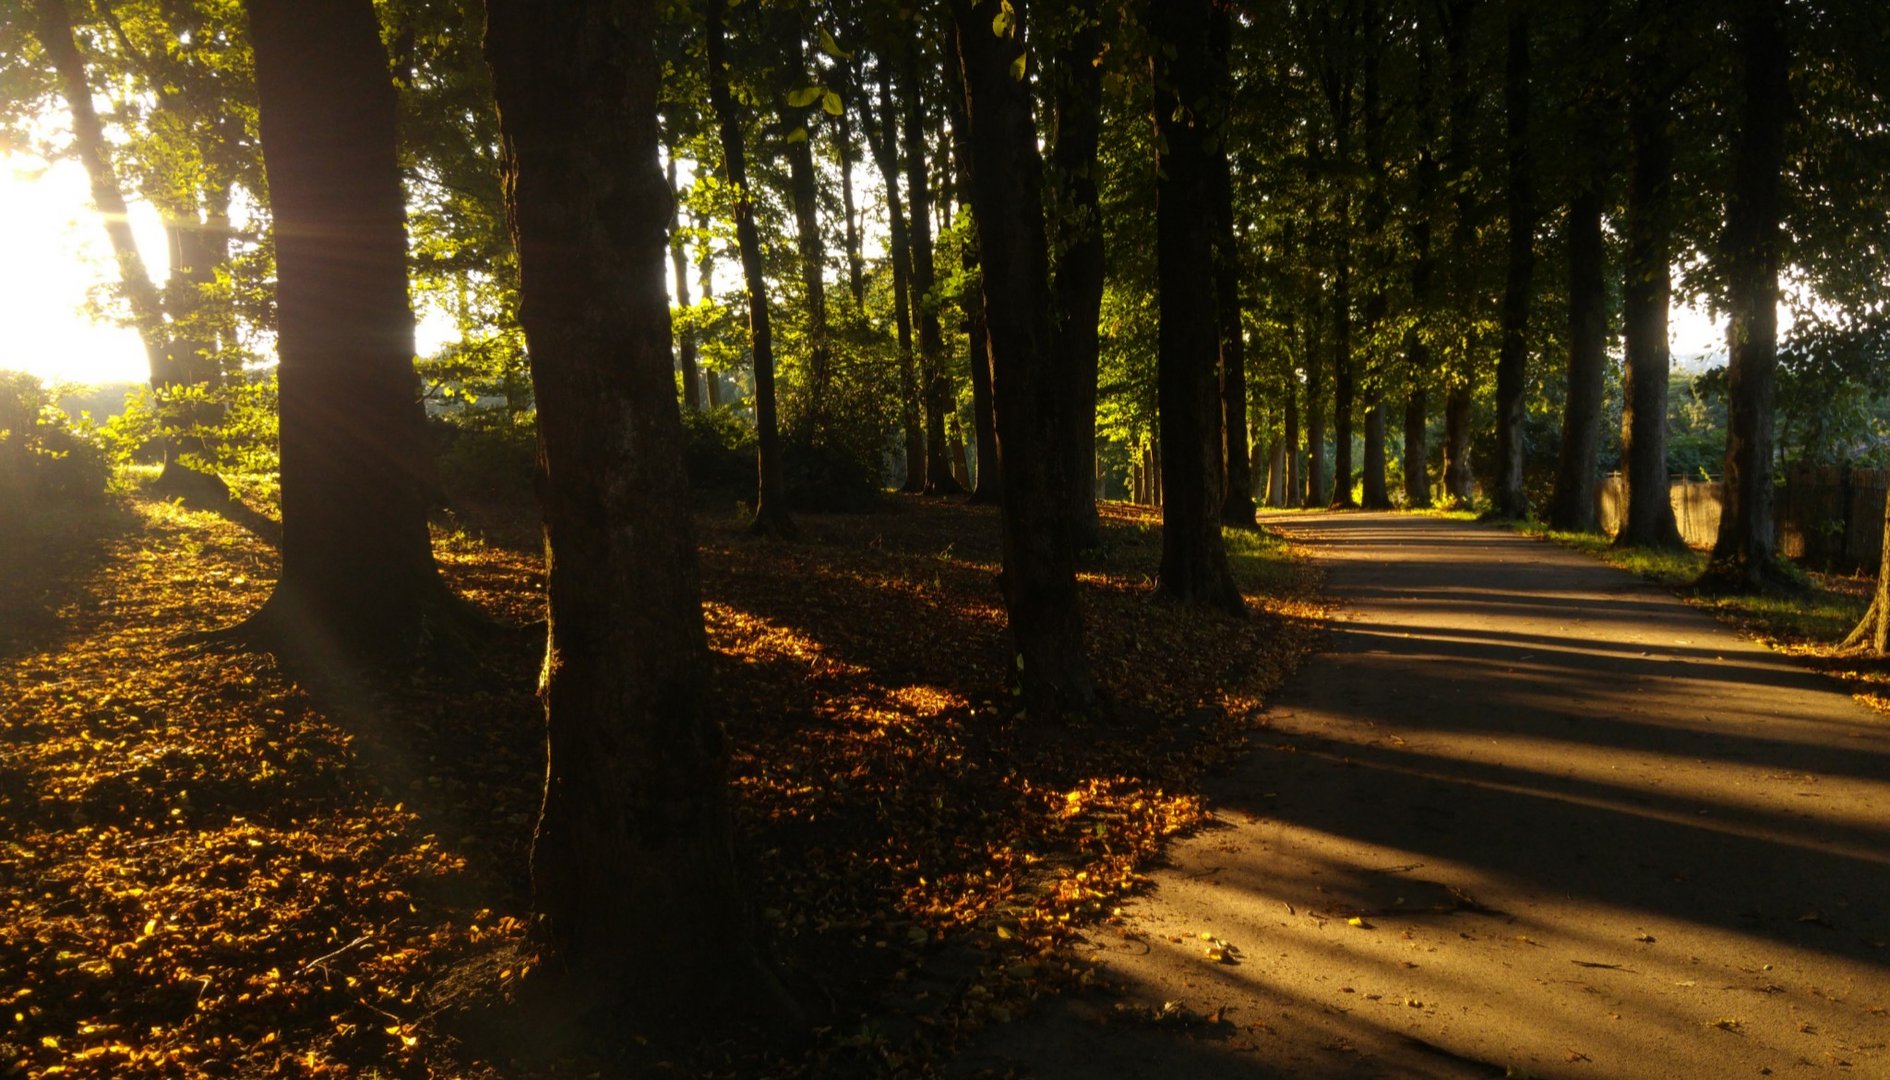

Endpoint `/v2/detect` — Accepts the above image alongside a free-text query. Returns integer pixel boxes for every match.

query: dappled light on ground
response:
[0,494,1319,1076]
[966,512,1890,1079]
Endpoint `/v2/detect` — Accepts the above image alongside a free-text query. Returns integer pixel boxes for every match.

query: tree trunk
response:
[667,154,702,412]
[1329,239,1356,509]
[1402,27,1438,510]
[837,102,865,305]
[1615,0,1685,550]
[901,52,961,496]
[1549,20,1608,534]
[1206,1,1253,527]
[867,65,925,493]
[1489,0,1535,521]
[1284,376,1301,506]
[1440,0,1477,510]
[1152,0,1243,614]
[706,0,793,536]
[1842,488,1890,653]
[951,0,1096,714]
[1049,2,1104,543]
[943,54,1001,505]
[784,94,832,442]
[1358,19,1392,512]
[1704,0,1790,591]
[483,0,789,1029]
[1403,387,1429,506]
[1442,384,1474,505]
[33,0,225,496]
[239,0,454,663]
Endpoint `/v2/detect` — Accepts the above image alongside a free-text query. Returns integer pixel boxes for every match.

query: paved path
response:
[961,512,1890,1079]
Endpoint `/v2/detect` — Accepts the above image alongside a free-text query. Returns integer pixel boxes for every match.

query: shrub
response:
[0,371,111,516]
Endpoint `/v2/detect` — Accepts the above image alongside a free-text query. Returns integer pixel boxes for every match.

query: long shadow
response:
[0,500,141,665]
[1221,512,1890,966]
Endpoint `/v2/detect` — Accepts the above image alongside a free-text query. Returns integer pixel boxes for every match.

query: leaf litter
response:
[0,495,1322,1076]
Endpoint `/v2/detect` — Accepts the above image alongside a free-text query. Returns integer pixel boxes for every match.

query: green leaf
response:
[821,90,843,116]
[818,28,850,59]
[786,85,822,108]
[1009,53,1027,81]
[785,126,809,144]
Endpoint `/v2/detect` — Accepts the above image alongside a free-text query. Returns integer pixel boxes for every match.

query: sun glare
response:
[0,152,167,388]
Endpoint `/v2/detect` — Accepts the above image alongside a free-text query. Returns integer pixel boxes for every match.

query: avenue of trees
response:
[4,0,1888,1041]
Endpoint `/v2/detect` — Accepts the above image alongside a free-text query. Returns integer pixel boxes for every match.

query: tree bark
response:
[866,64,925,492]
[901,51,961,495]
[1615,0,1685,549]
[942,53,1001,504]
[1284,372,1301,506]
[1439,0,1477,509]
[1704,0,1790,591]
[836,100,866,305]
[1204,1,1253,527]
[706,0,793,536]
[951,0,1096,714]
[1152,0,1244,614]
[483,0,789,1028]
[784,86,832,441]
[1489,0,1535,521]
[1358,15,1392,511]
[1402,29,1438,510]
[1049,2,1104,543]
[1304,297,1328,505]
[1842,488,1890,653]
[1549,17,1608,534]
[239,0,455,663]
[666,154,702,412]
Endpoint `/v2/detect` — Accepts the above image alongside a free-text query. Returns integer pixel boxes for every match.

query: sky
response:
[2,144,1738,395]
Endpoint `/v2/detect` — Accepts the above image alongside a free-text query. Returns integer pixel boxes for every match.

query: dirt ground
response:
[957,512,1890,1079]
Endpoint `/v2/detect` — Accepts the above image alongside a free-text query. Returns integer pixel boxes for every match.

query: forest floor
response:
[0,485,1321,1078]
[958,511,1890,1079]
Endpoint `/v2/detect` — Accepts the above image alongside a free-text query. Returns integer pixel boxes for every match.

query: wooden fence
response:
[1597,468,1888,571]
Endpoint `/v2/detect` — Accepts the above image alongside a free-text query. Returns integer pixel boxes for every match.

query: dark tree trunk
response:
[1615,0,1685,549]
[837,103,866,305]
[1304,302,1328,505]
[1049,2,1104,543]
[1329,255,1356,509]
[667,154,702,412]
[785,104,832,441]
[867,65,925,492]
[1152,0,1243,614]
[943,55,1001,504]
[1549,17,1608,534]
[158,189,233,495]
[700,242,724,409]
[902,52,961,495]
[951,0,1096,714]
[240,0,453,663]
[1402,28,1438,510]
[1284,375,1301,506]
[1704,0,1790,590]
[483,0,789,1028]
[1358,17,1392,512]
[1207,0,1253,527]
[1403,388,1429,506]
[706,0,793,536]
[1489,0,1535,521]
[1440,0,1477,509]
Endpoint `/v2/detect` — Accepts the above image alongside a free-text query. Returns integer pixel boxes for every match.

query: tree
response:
[25,0,230,497]
[1438,0,1478,508]
[901,44,962,495]
[1547,5,1611,533]
[1612,0,1687,549]
[1702,0,1790,590]
[1487,0,1535,521]
[704,0,793,536]
[1401,21,1440,510]
[483,0,790,1026]
[1152,0,1244,613]
[861,56,925,493]
[1207,0,1255,526]
[950,0,1096,714]
[1046,1,1104,541]
[234,0,463,663]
